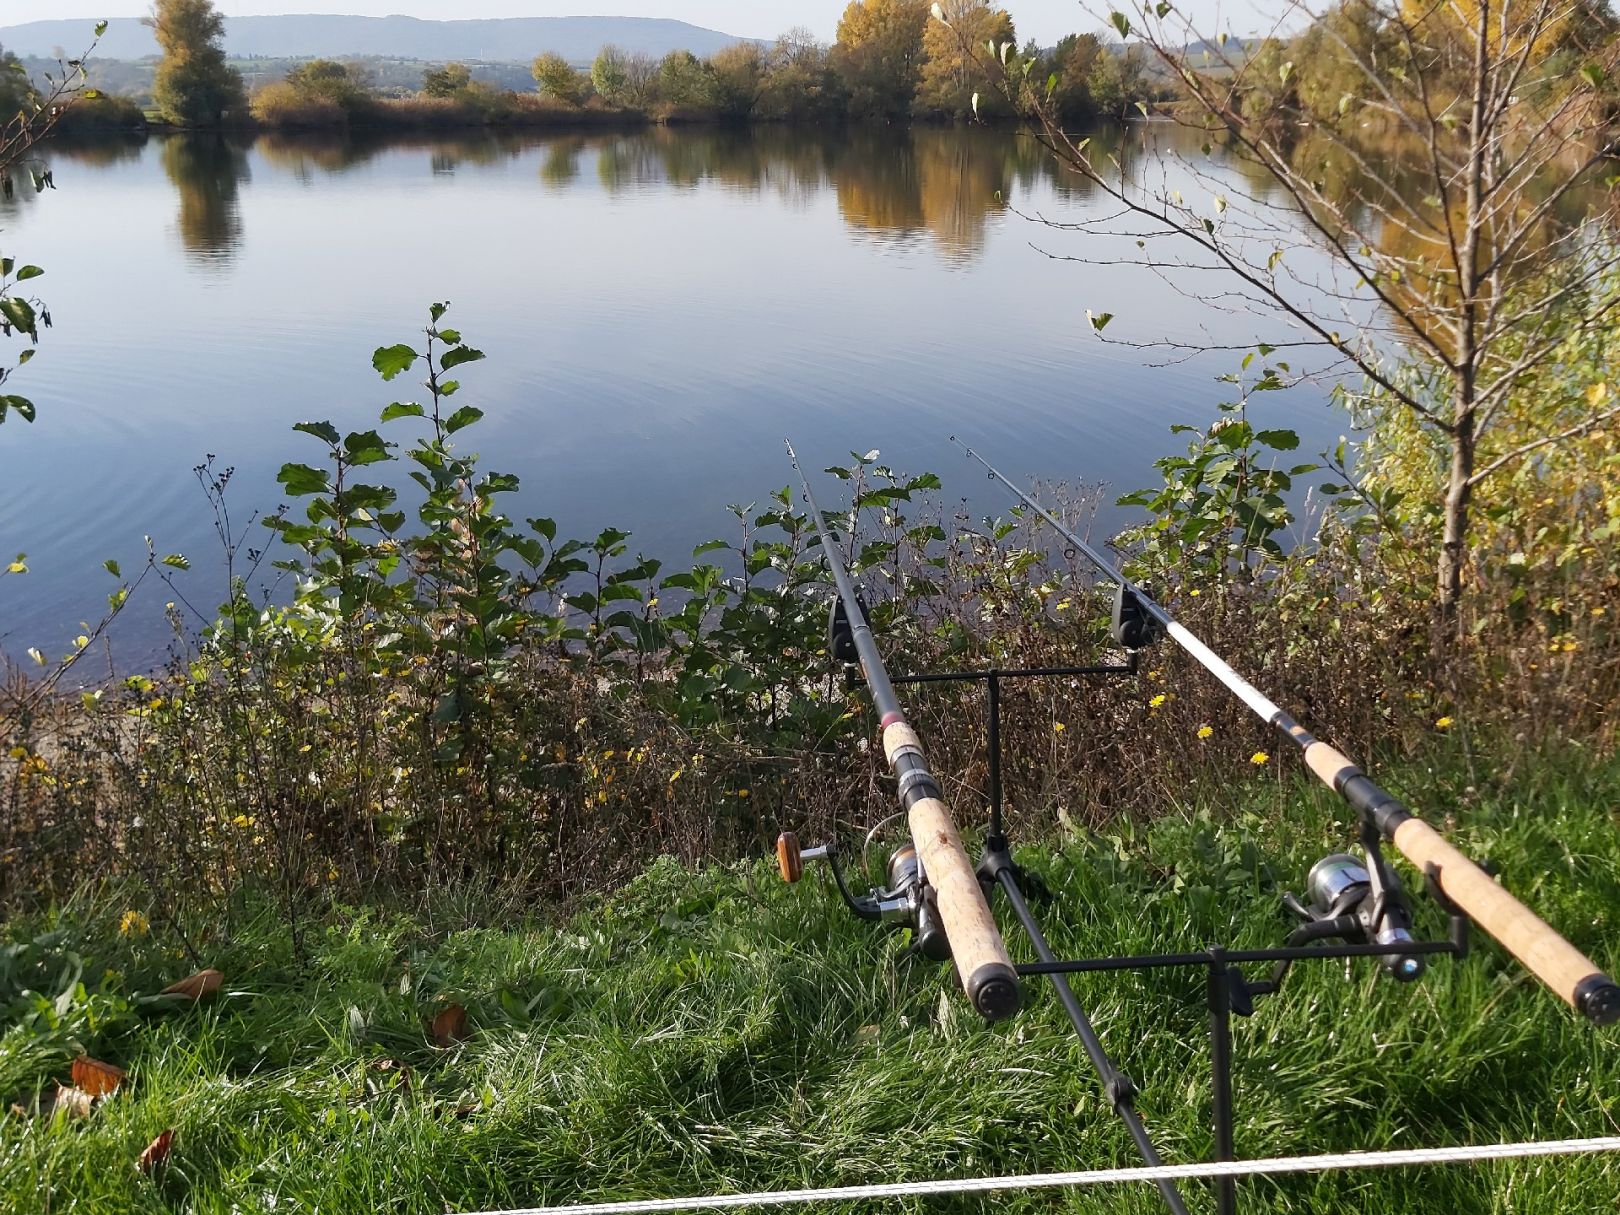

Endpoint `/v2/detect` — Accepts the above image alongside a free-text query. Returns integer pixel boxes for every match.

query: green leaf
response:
[380,401,425,422]
[277,463,332,496]
[440,346,486,373]
[14,265,43,282]
[372,344,419,381]
[343,429,391,465]
[1255,429,1300,451]
[1087,310,1114,332]
[161,553,191,570]
[293,420,341,446]
[444,406,484,434]
[95,20,109,36]
[0,395,35,423]
[103,559,121,578]
[1,297,38,338]
[1110,12,1131,37]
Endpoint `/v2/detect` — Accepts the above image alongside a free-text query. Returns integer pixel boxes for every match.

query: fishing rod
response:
[783,440,1021,1022]
[951,435,1620,1027]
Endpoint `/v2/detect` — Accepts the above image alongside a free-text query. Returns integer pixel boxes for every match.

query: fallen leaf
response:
[451,1101,481,1119]
[161,968,223,1001]
[137,1129,174,1173]
[51,1085,94,1119]
[431,1003,468,1047]
[71,1056,126,1098]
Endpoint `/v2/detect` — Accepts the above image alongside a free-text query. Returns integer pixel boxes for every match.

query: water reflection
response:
[161,135,250,262]
[153,125,1107,268]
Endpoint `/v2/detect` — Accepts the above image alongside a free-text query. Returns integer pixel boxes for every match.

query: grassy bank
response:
[3,751,1616,1213]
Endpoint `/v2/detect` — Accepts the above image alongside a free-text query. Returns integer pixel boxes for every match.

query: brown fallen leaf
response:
[450,1101,481,1120]
[51,1084,95,1120]
[137,1129,174,1174]
[71,1056,127,1098]
[161,968,224,1002]
[430,1003,469,1047]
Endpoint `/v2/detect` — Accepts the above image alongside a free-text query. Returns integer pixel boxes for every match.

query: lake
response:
[0,123,1345,668]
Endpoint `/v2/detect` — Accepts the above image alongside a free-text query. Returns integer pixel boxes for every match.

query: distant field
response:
[2,753,1616,1213]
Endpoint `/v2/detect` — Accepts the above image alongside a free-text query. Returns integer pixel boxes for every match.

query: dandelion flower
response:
[737,789,750,799]
[1197,725,1214,739]
[1435,716,1454,730]
[1250,751,1269,766]
[1054,722,1066,733]
[1150,694,1167,709]
[119,910,149,937]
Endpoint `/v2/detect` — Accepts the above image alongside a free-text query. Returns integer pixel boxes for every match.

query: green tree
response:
[591,45,631,105]
[1043,33,1102,124]
[0,44,34,122]
[655,50,717,107]
[284,59,371,108]
[532,51,588,104]
[759,28,849,123]
[146,0,245,127]
[832,0,929,122]
[1087,43,1148,122]
[421,62,472,98]
[710,43,767,121]
[917,1,1017,120]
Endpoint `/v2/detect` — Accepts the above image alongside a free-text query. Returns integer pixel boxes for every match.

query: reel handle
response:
[775,831,829,884]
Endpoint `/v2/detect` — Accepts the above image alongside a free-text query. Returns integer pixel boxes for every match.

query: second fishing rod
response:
[950,434,1620,1028]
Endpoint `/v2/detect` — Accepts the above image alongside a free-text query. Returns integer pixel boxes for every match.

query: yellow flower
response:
[119,910,149,937]
[1250,752,1270,766]
[736,789,750,799]
[669,767,684,784]
[1435,716,1454,730]
[1197,725,1213,739]
[1149,694,1167,709]
[1053,722,1066,733]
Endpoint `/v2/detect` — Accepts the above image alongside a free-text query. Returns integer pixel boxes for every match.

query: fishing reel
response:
[776,830,949,961]
[1283,833,1425,982]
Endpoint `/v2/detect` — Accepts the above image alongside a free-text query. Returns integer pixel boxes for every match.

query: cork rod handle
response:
[1304,741,1618,1025]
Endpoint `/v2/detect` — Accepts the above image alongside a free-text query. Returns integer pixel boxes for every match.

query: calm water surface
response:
[1,124,1343,665]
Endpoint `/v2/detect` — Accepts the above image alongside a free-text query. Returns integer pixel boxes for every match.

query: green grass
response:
[2,753,1617,1214]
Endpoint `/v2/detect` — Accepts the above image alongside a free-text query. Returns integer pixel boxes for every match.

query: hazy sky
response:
[6,3,1265,46]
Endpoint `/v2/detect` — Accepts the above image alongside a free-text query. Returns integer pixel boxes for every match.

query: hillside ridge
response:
[0,14,756,63]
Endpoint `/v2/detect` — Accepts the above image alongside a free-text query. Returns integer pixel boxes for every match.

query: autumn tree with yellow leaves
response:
[1005,0,1620,623]
[832,0,932,121]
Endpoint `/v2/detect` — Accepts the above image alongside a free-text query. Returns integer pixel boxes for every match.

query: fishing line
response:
[463,1136,1620,1215]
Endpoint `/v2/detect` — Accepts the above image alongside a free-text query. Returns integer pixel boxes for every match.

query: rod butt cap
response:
[967,962,1022,1022]
[1575,974,1620,1027]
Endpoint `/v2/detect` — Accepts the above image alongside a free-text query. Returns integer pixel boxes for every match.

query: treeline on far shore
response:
[9,1,1160,138]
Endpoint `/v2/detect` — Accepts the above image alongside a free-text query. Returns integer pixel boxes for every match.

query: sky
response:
[4,2,1263,47]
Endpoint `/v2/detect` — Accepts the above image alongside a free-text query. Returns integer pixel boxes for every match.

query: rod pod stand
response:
[952,436,1620,1028]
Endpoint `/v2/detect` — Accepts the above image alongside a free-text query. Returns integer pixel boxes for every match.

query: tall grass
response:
[1,752,1615,1213]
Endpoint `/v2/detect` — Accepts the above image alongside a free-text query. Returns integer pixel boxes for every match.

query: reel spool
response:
[1287,850,1425,982]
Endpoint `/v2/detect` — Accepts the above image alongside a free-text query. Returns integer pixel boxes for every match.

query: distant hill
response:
[0,14,754,64]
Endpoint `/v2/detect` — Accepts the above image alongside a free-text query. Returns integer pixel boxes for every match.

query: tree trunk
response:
[1437,406,1476,626]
